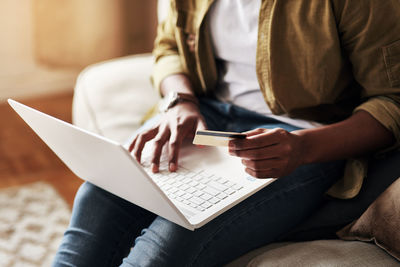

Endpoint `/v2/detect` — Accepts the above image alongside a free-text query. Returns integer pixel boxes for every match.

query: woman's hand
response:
[128,102,206,173]
[228,128,305,178]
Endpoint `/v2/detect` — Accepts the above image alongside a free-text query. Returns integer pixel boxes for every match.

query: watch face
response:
[166,91,179,109]
[168,91,178,103]
[159,91,179,112]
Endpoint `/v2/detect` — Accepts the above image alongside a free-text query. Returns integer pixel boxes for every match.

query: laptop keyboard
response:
[143,162,244,214]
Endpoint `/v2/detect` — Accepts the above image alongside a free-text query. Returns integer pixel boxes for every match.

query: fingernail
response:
[151,163,159,173]
[228,140,234,149]
[169,163,176,172]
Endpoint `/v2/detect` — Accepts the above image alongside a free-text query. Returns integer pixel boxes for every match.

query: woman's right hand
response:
[128,100,206,174]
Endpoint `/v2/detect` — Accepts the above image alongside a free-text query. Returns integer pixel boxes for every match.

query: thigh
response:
[53,182,156,267]
[122,160,345,267]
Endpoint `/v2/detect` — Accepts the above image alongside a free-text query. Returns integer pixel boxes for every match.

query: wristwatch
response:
[158,91,199,112]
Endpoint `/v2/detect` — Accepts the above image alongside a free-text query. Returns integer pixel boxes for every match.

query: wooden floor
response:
[0,92,82,208]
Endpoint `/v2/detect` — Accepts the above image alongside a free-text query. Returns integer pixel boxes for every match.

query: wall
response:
[0,0,157,101]
[34,0,157,68]
[0,0,77,101]
[0,0,34,73]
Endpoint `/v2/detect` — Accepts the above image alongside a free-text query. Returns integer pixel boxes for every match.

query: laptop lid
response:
[8,99,192,230]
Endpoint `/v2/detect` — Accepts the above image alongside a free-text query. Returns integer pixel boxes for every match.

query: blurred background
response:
[0,0,157,101]
[0,1,158,266]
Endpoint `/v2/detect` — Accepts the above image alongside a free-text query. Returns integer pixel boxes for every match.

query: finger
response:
[230,128,287,151]
[132,128,158,163]
[227,129,264,149]
[241,128,266,137]
[229,143,281,160]
[168,118,196,171]
[129,115,162,152]
[150,126,170,173]
[245,167,279,179]
[128,135,138,152]
[186,117,207,139]
[168,131,184,172]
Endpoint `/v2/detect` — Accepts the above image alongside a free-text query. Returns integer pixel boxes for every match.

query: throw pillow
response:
[337,177,400,261]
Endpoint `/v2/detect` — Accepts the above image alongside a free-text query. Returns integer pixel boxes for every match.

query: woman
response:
[53,0,400,266]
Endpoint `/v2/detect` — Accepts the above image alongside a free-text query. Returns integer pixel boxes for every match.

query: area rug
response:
[0,182,71,267]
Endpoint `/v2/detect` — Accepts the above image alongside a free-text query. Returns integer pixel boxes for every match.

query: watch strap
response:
[159,92,199,112]
[174,92,199,107]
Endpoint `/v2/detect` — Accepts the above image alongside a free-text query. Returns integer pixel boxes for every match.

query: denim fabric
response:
[281,149,400,241]
[53,98,345,267]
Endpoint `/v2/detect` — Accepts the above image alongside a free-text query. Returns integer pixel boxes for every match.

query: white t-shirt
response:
[208,0,322,129]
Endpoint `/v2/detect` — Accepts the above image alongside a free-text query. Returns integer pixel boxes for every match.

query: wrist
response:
[159,91,199,113]
[160,74,195,96]
[170,97,201,111]
[292,129,316,165]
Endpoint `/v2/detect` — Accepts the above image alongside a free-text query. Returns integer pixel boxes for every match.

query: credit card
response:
[192,130,246,147]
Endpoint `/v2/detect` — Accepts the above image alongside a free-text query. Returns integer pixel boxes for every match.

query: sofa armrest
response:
[72,54,160,143]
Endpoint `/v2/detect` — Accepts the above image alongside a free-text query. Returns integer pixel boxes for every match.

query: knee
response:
[123,217,196,267]
[73,182,110,208]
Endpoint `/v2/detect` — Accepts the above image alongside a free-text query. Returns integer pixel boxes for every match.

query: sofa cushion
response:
[337,177,400,261]
[225,240,399,267]
[72,54,159,143]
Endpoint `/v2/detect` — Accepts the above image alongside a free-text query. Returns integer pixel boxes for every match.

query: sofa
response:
[72,53,400,266]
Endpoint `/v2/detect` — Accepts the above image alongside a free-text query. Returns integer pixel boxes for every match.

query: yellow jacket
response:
[152,0,400,199]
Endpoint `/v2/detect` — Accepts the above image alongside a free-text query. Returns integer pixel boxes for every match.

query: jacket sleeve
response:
[336,0,400,149]
[151,1,189,95]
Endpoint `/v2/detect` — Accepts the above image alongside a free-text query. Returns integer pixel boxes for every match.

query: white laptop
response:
[8,99,274,231]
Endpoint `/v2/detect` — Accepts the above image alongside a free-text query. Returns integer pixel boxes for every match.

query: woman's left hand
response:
[228,128,305,178]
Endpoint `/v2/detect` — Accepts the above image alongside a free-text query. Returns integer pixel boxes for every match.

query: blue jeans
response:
[53,98,345,267]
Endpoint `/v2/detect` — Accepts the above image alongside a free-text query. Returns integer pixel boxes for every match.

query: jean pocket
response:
[383,39,400,87]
